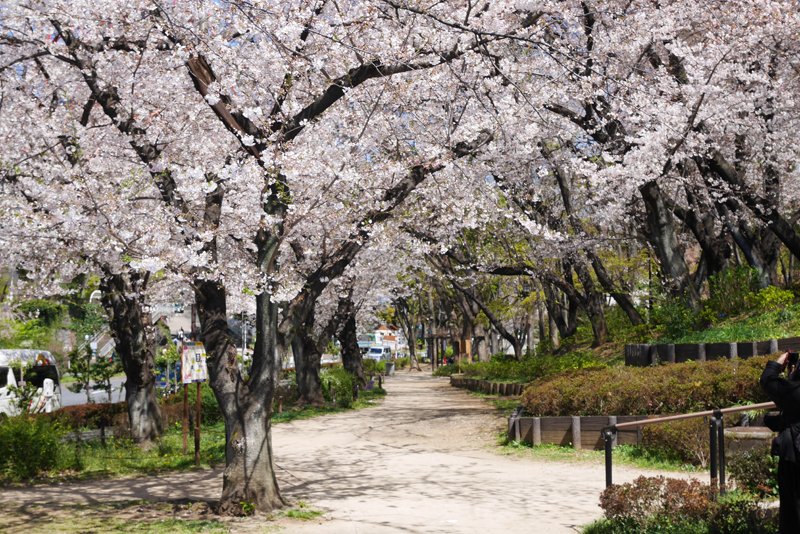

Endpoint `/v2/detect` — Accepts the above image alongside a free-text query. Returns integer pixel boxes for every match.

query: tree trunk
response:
[587,252,644,325]
[291,333,325,406]
[572,258,609,346]
[100,271,163,444]
[526,308,537,356]
[548,310,560,350]
[219,404,282,515]
[639,180,699,309]
[474,322,490,362]
[195,281,284,514]
[701,152,800,263]
[537,301,546,351]
[337,312,365,386]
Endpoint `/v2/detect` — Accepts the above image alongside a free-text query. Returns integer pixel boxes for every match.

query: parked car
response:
[365,346,393,361]
[0,349,62,416]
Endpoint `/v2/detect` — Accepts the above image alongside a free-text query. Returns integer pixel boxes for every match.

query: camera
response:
[789,351,799,366]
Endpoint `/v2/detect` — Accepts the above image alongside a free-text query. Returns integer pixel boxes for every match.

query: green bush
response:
[456,350,607,383]
[162,383,222,425]
[0,415,67,480]
[521,356,769,417]
[708,491,778,534]
[432,363,459,377]
[584,517,706,534]
[652,297,698,339]
[395,357,410,369]
[589,478,777,534]
[706,267,759,319]
[640,416,736,467]
[748,286,794,312]
[727,447,778,498]
[362,359,378,377]
[321,367,356,408]
[15,299,66,325]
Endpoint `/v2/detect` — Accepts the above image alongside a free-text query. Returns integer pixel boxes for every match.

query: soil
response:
[0,373,698,533]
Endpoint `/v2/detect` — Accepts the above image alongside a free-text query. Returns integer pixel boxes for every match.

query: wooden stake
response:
[182,383,188,455]
[195,382,202,466]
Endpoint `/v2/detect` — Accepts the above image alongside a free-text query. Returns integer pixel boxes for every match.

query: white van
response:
[0,350,62,416]
[365,346,393,362]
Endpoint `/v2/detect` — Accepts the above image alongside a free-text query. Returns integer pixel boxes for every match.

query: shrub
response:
[706,266,759,318]
[162,383,222,425]
[457,350,607,383]
[15,299,66,325]
[0,415,66,480]
[321,367,356,408]
[708,491,778,534]
[49,401,128,429]
[599,476,712,527]
[593,476,777,534]
[727,447,778,498]
[521,356,769,417]
[748,286,794,313]
[652,298,698,339]
[432,363,458,377]
[395,357,410,369]
[640,416,736,467]
[362,359,378,377]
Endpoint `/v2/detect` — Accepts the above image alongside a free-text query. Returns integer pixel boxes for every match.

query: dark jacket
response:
[761,361,800,462]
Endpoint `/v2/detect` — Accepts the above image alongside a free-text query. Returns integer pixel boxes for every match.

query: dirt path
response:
[0,373,695,533]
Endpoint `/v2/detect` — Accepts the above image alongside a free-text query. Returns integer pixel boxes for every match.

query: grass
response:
[498,440,701,473]
[0,501,229,533]
[469,391,521,415]
[279,500,323,521]
[49,421,227,480]
[661,307,800,344]
[271,387,386,424]
[28,387,387,483]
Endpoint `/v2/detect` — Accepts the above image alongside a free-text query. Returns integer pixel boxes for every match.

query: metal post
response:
[603,427,616,488]
[716,411,726,494]
[709,416,719,496]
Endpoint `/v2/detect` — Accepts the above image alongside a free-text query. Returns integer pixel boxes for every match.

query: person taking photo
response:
[761,351,800,533]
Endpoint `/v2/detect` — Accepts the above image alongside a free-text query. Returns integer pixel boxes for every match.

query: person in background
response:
[761,351,800,533]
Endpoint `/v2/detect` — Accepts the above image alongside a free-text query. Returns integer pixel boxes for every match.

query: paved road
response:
[60,377,126,406]
[0,373,697,533]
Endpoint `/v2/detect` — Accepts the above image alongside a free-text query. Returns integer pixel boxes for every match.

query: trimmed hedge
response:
[521,356,771,417]
[46,402,128,429]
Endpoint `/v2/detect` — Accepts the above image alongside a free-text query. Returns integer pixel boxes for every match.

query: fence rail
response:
[601,401,777,494]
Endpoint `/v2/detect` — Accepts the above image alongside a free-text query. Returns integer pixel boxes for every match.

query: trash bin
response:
[385,362,395,376]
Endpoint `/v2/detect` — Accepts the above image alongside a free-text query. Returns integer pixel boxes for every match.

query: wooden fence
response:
[624,336,800,366]
[449,375,526,396]
[508,415,649,450]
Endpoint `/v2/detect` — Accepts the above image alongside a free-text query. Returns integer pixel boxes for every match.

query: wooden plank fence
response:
[507,415,650,450]
[449,375,526,396]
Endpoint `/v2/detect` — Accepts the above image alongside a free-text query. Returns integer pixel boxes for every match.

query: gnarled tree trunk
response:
[195,281,284,514]
[100,271,162,444]
[337,310,365,386]
[291,331,325,407]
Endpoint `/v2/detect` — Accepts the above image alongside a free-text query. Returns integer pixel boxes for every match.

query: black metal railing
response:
[601,401,776,494]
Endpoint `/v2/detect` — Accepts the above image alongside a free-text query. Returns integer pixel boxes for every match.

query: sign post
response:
[181,342,209,466]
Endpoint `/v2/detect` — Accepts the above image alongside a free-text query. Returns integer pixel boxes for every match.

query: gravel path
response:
[0,372,697,533]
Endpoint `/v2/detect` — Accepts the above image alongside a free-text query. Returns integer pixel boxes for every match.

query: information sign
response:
[181,342,209,384]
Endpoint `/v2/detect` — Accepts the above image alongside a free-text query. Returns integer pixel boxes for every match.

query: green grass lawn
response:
[498,440,702,473]
[662,307,800,343]
[33,387,386,482]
